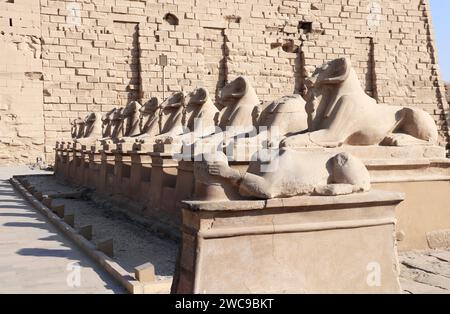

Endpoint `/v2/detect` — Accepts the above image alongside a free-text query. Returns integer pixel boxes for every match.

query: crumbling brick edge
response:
[9,175,172,295]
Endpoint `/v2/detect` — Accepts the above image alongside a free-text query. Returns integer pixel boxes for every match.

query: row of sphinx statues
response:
[61,58,440,200]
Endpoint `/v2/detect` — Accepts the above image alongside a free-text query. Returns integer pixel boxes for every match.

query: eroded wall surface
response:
[0,0,44,164]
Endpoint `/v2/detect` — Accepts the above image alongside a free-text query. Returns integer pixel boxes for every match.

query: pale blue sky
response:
[430,0,449,81]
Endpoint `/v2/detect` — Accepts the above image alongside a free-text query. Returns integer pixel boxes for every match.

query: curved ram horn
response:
[321,58,351,85]
[231,76,248,98]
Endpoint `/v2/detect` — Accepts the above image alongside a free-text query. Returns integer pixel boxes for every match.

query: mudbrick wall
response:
[0,0,448,164]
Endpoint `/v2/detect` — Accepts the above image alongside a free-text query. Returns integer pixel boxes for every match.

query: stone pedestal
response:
[174,160,196,210]
[173,145,450,251]
[116,140,137,154]
[173,160,248,206]
[87,151,102,190]
[369,157,450,251]
[72,150,85,185]
[146,153,179,224]
[130,153,153,202]
[54,145,63,178]
[174,190,404,294]
[82,150,91,187]
[113,153,132,196]
[61,148,73,181]
[98,151,116,194]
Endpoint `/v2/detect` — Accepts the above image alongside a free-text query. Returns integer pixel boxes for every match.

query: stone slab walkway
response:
[0,166,124,294]
[400,250,450,294]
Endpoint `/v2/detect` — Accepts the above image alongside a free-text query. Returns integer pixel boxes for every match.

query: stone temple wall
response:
[446,83,450,102]
[0,0,448,164]
[0,0,44,164]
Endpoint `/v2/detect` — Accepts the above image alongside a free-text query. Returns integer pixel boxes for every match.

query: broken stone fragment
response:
[135,263,156,283]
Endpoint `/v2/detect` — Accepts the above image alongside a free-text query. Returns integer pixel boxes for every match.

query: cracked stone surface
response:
[400,250,450,294]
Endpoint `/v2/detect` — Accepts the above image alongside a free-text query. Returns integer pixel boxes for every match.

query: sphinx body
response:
[257,94,308,137]
[137,89,220,153]
[136,92,186,151]
[281,58,439,149]
[88,107,123,152]
[227,94,308,157]
[117,98,161,150]
[100,108,117,139]
[217,76,259,131]
[73,112,103,148]
[194,149,371,201]
[93,101,143,150]
[70,118,81,139]
[191,76,261,157]
[155,88,220,150]
[119,101,142,138]
[57,117,83,148]
[73,117,86,143]
[157,92,186,138]
[103,108,125,142]
[87,108,119,152]
[184,88,220,137]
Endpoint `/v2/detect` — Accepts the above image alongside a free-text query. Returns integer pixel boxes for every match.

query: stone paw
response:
[381,133,430,147]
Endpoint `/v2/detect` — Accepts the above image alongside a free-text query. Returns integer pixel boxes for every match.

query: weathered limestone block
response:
[81,151,91,187]
[59,149,74,180]
[135,263,156,283]
[0,30,44,165]
[174,190,404,293]
[101,108,119,140]
[87,150,102,190]
[101,108,125,151]
[97,239,114,258]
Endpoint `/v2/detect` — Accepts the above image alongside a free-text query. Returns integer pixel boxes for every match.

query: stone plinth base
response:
[174,190,404,294]
[173,144,450,251]
[130,153,153,202]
